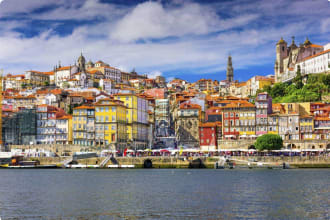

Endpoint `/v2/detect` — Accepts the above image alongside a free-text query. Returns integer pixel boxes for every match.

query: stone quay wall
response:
[9,139,330,157]
[32,155,330,169]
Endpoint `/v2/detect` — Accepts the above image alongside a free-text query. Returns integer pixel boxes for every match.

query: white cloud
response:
[0,0,329,81]
[110,1,258,42]
[147,70,162,79]
[321,18,330,33]
[110,1,217,42]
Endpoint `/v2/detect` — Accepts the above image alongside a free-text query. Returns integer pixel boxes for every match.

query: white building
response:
[3,74,25,90]
[55,66,78,88]
[298,44,330,75]
[55,115,72,145]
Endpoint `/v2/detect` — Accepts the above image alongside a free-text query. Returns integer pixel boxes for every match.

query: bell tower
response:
[77,52,86,72]
[226,55,234,82]
[275,37,288,82]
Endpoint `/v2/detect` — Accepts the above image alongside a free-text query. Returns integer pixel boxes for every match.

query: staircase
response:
[61,156,73,167]
[100,155,113,167]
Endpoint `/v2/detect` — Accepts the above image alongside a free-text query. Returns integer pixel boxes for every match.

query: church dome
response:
[87,60,93,65]
[78,53,86,63]
[277,37,286,45]
[304,37,312,46]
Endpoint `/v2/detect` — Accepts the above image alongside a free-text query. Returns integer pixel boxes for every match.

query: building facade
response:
[175,103,201,147]
[73,106,95,146]
[95,98,127,151]
[256,93,272,136]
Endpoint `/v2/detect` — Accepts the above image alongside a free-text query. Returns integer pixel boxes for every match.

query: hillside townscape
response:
[0,37,329,154]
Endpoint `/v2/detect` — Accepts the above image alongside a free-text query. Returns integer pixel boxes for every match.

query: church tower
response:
[226,55,234,82]
[77,52,86,73]
[275,37,288,82]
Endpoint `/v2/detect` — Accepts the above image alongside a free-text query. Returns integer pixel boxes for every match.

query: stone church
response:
[274,37,323,83]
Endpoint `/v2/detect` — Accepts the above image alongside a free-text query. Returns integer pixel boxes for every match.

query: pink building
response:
[256,92,272,136]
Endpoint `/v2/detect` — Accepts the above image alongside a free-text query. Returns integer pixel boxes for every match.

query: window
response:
[105,107,109,112]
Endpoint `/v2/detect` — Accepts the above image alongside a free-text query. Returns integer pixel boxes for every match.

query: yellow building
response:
[238,102,256,138]
[95,98,127,150]
[300,115,314,140]
[114,93,149,149]
[73,106,95,146]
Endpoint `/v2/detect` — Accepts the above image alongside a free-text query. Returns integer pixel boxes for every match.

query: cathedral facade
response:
[274,37,323,83]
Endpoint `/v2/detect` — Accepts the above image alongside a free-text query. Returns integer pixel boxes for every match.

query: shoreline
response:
[2,156,329,169]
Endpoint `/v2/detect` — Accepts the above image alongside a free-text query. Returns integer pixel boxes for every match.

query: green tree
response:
[293,65,303,89]
[44,81,50,86]
[21,83,27,89]
[270,83,287,98]
[255,134,283,151]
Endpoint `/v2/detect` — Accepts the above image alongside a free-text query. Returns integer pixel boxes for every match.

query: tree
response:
[255,134,283,151]
[44,81,50,86]
[293,65,303,89]
[270,83,287,98]
[21,83,27,89]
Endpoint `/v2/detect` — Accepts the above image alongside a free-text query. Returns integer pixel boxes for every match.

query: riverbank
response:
[25,156,330,169]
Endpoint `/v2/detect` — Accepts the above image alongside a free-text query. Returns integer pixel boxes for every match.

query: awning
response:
[224,135,235,138]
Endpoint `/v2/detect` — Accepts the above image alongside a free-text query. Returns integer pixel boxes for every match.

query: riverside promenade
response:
[31,155,330,169]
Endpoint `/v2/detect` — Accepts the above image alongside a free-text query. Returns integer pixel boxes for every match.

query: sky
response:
[0,0,329,82]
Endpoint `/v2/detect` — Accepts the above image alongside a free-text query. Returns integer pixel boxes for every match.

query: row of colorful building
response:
[1,37,329,151]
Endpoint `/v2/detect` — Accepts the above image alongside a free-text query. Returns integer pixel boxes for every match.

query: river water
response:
[0,169,329,219]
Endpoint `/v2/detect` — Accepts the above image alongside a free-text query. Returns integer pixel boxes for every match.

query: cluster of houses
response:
[1,38,329,151]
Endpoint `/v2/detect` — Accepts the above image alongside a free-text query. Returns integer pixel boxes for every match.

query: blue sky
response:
[0,0,329,82]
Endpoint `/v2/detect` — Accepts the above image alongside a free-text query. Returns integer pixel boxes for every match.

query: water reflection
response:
[0,169,328,219]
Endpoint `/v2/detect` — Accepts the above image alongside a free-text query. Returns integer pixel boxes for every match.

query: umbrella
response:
[160,149,170,153]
